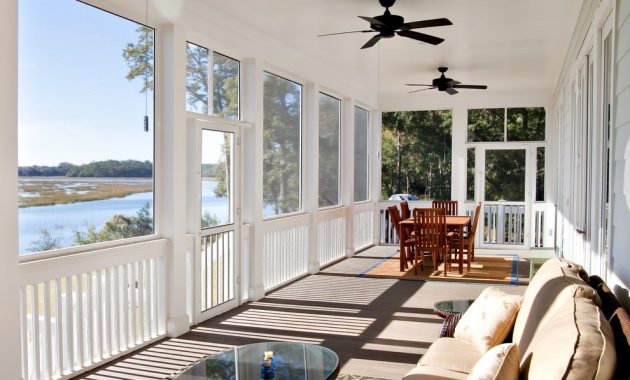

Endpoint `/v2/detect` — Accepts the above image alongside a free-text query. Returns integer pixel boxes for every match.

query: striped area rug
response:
[359,253,521,285]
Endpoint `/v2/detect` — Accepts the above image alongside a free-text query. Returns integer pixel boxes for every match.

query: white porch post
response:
[343,99,356,257]
[304,83,321,273]
[451,107,467,205]
[0,0,23,377]
[241,58,266,301]
[372,111,383,244]
[161,23,190,337]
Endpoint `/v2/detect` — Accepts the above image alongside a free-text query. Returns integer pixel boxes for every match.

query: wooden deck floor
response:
[80,246,529,379]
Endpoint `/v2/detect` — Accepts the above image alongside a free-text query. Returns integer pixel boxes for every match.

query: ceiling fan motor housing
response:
[379,0,396,9]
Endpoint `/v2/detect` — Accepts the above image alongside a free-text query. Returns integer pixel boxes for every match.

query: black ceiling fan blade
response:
[409,87,436,94]
[402,18,453,30]
[361,34,382,49]
[318,30,376,37]
[446,88,459,95]
[405,84,434,87]
[358,16,386,27]
[452,85,488,90]
[397,30,444,45]
[448,80,461,85]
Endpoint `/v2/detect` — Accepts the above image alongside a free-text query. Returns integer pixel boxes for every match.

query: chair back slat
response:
[432,200,458,216]
[388,205,402,238]
[470,201,482,236]
[413,208,447,250]
[400,201,411,220]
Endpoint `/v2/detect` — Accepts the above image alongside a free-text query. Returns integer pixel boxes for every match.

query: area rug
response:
[359,253,521,285]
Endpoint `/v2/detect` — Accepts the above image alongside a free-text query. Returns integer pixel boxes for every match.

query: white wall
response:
[609,0,630,308]
[551,0,630,308]
[0,0,24,377]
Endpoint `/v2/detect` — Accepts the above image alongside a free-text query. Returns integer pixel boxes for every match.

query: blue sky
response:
[18,0,154,166]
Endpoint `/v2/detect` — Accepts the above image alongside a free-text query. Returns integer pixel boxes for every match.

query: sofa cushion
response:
[403,365,468,380]
[466,343,519,380]
[520,297,616,380]
[512,257,600,355]
[454,287,523,353]
[418,338,482,374]
[589,275,630,380]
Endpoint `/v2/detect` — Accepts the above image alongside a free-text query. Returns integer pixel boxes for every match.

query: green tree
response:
[467,108,504,142]
[186,43,209,113]
[122,26,154,93]
[381,111,452,200]
[318,94,340,207]
[263,73,301,215]
[73,202,153,245]
[201,211,219,229]
[28,226,64,252]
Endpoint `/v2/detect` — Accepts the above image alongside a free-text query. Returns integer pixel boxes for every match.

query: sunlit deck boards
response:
[81,246,528,380]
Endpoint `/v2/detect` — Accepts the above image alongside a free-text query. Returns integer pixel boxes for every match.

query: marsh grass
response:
[19,178,153,207]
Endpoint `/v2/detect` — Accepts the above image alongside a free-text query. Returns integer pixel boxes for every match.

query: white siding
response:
[610,0,630,305]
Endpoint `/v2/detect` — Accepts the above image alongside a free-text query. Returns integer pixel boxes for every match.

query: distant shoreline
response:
[18,177,153,208]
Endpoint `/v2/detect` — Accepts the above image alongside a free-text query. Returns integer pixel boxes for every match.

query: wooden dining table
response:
[399,215,472,274]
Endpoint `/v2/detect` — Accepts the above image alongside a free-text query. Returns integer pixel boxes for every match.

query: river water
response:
[19,179,229,254]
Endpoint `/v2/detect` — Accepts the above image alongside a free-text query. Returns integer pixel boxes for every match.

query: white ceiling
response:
[147,0,583,110]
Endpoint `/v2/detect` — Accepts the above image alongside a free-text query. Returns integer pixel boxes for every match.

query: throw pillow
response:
[466,343,519,380]
[454,287,523,352]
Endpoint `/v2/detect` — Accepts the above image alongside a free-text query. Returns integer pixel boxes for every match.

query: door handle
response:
[576,229,586,235]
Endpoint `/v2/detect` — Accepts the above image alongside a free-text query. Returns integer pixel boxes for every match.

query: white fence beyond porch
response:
[378,201,554,248]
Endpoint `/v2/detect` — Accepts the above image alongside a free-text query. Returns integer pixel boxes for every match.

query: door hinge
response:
[236,137,241,146]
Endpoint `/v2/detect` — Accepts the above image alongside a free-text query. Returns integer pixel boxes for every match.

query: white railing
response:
[353,202,375,250]
[483,202,526,245]
[200,229,234,311]
[261,214,310,291]
[315,207,347,266]
[532,202,555,248]
[19,240,167,380]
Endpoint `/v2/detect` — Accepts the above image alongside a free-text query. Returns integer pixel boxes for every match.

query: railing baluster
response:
[112,267,120,354]
[137,260,145,342]
[55,279,63,377]
[145,259,153,339]
[85,272,93,364]
[43,281,52,379]
[32,283,41,380]
[121,264,129,350]
[20,287,28,380]
[95,270,103,361]
[65,276,74,371]
[103,268,111,357]
[129,262,137,345]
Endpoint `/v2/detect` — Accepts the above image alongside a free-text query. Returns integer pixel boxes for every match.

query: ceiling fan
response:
[407,67,488,95]
[318,0,452,49]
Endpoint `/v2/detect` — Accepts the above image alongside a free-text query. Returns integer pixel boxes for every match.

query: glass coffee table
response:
[171,341,339,380]
[433,299,475,338]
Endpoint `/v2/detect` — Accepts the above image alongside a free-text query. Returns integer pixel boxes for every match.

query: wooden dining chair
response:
[400,201,411,220]
[412,208,451,275]
[449,202,482,271]
[432,200,458,216]
[464,202,482,263]
[388,205,415,269]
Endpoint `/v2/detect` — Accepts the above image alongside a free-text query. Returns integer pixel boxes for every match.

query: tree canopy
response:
[262,73,301,215]
[19,160,153,177]
[381,110,452,200]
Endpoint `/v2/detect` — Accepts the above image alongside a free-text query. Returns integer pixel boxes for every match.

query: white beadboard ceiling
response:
[138,0,582,109]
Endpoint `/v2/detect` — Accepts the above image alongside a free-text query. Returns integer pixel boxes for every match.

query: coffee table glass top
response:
[433,299,475,317]
[173,342,339,380]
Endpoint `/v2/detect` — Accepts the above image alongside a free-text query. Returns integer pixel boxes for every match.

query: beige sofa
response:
[403,257,617,379]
